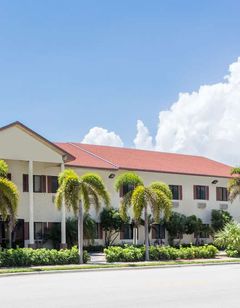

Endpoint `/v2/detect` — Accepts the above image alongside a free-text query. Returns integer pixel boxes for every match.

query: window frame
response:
[194,185,209,200]
[169,185,182,200]
[216,187,228,201]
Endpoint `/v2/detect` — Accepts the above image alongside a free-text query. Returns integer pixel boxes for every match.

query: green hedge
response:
[0,246,90,267]
[104,245,218,263]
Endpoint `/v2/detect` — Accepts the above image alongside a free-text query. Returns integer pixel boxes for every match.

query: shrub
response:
[214,222,240,253]
[0,246,90,267]
[104,245,218,262]
[226,250,240,258]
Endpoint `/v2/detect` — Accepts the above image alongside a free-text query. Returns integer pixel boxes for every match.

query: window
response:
[169,185,182,200]
[47,176,58,193]
[120,184,135,197]
[33,175,46,193]
[216,187,228,201]
[152,224,165,239]
[23,174,29,192]
[194,185,209,200]
[94,223,103,239]
[34,222,46,240]
[23,175,46,193]
[120,224,133,239]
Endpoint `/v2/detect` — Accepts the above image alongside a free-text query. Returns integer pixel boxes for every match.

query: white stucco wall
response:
[0,126,64,163]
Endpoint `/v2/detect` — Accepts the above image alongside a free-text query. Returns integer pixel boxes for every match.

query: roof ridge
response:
[68,142,119,169]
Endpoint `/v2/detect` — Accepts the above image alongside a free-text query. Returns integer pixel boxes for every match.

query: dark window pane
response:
[48,176,58,193]
[169,185,180,200]
[122,224,133,239]
[196,186,208,200]
[121,184,135,197]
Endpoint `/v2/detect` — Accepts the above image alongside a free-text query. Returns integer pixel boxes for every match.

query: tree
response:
[185,215,203,244]
[115,172,172,261]
[100,207,125,246]
[185,215,202,234]
[211,210,233,234]
[165,212,187,245]
[228,167,240,202]
[55,169,110,263]
[0,160,19,248]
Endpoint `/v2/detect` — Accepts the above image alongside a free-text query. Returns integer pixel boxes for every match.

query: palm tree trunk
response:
[78,200,84,264]
[144,206,149,261]
[133,227,138,245]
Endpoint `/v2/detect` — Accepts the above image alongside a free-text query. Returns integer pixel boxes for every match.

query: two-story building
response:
[0,121,238,248]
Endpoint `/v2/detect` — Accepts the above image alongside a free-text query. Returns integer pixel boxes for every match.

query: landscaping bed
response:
[104,245,218,263]
[0,247,90,267]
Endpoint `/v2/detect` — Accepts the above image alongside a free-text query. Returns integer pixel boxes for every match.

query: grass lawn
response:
[1,258,240,275]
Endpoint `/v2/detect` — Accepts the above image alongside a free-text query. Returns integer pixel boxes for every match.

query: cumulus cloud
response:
[82,127,124,147]
[134,120,153,150]
[155,57,240,165]
[82,58,240,165]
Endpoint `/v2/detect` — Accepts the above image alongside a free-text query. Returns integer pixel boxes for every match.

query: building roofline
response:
[0,121,75,163]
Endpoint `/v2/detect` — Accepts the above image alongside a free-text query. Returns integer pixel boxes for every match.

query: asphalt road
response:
[1,265,240,308]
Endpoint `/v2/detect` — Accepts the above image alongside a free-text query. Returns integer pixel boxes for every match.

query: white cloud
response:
[82,127,124,147]
[154,57,240,165]
[82,58,240,165]
[134,120,153,150]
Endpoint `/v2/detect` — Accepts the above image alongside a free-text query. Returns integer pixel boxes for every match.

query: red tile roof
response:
[56,142,232,178]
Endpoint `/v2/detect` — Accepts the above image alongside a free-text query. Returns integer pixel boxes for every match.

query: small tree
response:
[185,215,202,235]
[211,210,233,234]
[165,212,187,246]
[115,172,172,261]
[100,207,125,246]
[185,215,204,244]
[55,169,110,263]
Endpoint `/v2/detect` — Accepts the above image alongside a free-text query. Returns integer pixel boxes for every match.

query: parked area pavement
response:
[1,264,240,308]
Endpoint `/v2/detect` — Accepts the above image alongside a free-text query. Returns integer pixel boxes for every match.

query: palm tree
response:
[0,160,19,248]
[228,167,240,202]
[55,169,110,263]
[115,172,172,261]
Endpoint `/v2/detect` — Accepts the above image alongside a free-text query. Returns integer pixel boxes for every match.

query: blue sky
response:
[0,0,240,148]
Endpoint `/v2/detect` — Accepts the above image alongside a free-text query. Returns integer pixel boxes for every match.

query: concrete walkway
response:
[89,253,106,264]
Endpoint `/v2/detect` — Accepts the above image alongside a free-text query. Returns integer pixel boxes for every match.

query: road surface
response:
[1,264,240,308]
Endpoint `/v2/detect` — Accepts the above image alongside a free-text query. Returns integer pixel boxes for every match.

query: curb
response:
[1,261,240,278]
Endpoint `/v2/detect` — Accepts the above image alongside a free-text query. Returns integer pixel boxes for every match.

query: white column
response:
[28,160,34,246]
[61,163,66,247]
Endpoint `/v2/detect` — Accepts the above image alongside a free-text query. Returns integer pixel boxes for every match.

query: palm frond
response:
[0,178,19,221]
[131,185,146,220]
[114,172,143,192]
[150,181,172,200]
[55,169,80,214]
[81,173,110,206]
[0,160,8,178]
[230,167,240,176]
[228,178,240,202]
